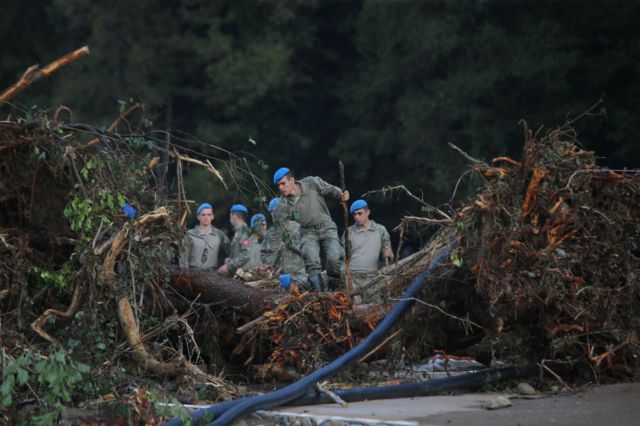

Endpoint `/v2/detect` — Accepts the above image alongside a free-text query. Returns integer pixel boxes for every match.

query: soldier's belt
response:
[303,222,334,231]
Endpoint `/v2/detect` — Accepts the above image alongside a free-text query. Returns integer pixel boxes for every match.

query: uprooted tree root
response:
[379,124,640,381]
[0,116,240,420]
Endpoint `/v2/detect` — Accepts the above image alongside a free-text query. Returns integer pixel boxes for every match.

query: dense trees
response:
[2,0,639,230]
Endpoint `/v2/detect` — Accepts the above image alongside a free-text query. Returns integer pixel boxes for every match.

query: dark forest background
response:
[3,0,639,245]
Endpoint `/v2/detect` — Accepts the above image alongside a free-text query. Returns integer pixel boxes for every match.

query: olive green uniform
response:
[284,176,344,277]
[228,223,257,274]
[343,220,392,303]
[262,204,308,287]
[180,225,230,271]
[247,233,263,269]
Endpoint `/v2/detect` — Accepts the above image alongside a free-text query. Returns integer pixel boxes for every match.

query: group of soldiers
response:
[180,167,393,304]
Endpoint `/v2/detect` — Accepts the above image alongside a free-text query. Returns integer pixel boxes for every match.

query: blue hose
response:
[286,365,537,406]
[163,245,452,426]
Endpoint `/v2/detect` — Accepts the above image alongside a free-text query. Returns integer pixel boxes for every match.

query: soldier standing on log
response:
[273,167,349,291]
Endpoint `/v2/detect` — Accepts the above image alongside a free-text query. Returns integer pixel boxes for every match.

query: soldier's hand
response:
[217,264,229,276]
[341,190,350,202]
[383,247,393,259]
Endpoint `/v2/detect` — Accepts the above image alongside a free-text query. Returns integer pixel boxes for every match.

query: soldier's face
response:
[353,208,370,226]
[278,176,295,196]
[198,209,214,227]
[230,212,245,228]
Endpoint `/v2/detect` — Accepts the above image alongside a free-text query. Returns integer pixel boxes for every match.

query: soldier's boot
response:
[327,275,342,291]
[309,273,323,292]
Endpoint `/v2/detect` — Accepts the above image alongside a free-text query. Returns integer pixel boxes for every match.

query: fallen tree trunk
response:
[169,267,276,318]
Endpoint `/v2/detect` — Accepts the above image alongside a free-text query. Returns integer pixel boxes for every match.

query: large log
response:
[170,267,277,317]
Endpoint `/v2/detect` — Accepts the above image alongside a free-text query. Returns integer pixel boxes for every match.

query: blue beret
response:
[273,167,290,185]
[197,203,213,215]
[349,199,369,214]
[279,274,292,289]
[230,204,249,215]
[268,197,281,212]
[250,213,266,229]
[123,203,137,219]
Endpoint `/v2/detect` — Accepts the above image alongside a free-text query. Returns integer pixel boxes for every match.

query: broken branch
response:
[0,46,90,105]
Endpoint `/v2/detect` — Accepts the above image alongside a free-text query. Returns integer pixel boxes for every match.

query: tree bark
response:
[169,267,277,318]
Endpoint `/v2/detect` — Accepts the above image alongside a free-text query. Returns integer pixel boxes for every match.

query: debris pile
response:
[0,115,236,421]
[2,110,639,423]
[385,125,640,380]
[235,291,372,379]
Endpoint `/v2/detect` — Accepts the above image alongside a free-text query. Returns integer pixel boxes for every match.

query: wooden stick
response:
[84,102,142,148]
[358,329,401,362]
[236,315,267,334]
[317,381,347,407]
[539,361,574,392]
[175,153,227,188]
[0,46,90,104]
[339,161,352,290]
[448,142,488,167]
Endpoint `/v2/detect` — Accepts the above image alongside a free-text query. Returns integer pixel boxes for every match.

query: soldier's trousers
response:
[300,223,344,276]
[351,271,382,304]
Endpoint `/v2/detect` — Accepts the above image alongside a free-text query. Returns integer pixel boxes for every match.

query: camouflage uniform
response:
[262,204,308,287]
[247,233,263,269]
[180,225,230,271]
[228,223,258,274]
[343,220,392,304]
[283,176,344,277]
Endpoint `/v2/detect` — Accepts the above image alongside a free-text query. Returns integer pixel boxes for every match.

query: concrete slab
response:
[250,382,640,426]
[254,392,510,425]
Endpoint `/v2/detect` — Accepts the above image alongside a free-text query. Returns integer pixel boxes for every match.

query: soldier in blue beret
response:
[180,202,230,271]
[218,204,258,276]
[273,167,349,291]
[343,199,393,304]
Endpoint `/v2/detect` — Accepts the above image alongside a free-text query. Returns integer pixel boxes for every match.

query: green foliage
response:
[63,190,126,235]
[1,349,93,424]
[450,250,463,268]
[27,265,73,293]
[152,396,192,425]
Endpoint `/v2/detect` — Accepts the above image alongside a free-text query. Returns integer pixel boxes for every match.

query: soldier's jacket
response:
[246,233,263,270]
[284,176,342,228]
[342,220,392,272]
[180,226,230,270]
[262,218,306,276]
[228,223,254,273]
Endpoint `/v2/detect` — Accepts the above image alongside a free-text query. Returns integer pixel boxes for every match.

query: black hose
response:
[161,245,452,426]
[285,365,537,406]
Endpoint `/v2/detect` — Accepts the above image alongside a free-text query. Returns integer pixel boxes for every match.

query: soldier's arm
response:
[380,225,393,261]
[309,176,342,200]
[228,235,252,273]
[218,229,231,257]
[179,233,191,268]
[340,231,350,256]
[261,229,278,264]
[284,222,304,255]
